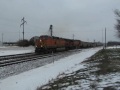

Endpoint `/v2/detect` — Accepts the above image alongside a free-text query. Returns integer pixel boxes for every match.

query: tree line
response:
[114,9,120,38]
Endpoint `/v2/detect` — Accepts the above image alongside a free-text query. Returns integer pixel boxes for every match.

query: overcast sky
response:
[0,0,120,42]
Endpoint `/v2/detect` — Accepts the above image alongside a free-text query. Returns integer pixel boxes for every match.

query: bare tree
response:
[114,9,120,38]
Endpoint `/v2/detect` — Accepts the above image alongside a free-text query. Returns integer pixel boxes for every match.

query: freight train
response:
[35,35,102,53]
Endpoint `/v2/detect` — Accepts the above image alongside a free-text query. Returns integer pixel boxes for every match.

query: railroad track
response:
[0,49,82,67]
[0,49,81,67]
[0,52,55,67]
[0,53,35,60]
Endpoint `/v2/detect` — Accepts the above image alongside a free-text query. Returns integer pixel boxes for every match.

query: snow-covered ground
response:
[0,47,102,90]
[0,46,34,56]
[107,45,120,49]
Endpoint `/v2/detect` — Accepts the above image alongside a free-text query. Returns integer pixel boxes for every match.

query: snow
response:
[98,73,120,90]
[0,47,102,90]
[107,45,120,49]
[0,46,34,56]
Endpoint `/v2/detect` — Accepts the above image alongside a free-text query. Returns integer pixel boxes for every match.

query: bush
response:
[17,39,30,47]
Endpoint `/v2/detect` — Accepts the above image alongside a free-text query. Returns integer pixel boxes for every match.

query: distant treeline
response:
[3,36,39,47]
[107,41,120,46]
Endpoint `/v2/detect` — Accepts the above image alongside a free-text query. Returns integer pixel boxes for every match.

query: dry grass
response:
[37,48,120,90]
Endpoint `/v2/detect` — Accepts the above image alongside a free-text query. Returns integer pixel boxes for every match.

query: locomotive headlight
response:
[41,45,43,47]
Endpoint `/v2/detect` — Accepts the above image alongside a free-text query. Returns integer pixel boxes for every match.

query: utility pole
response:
[2,33,3,46]
[102,29,104,48]
[73,34,74,40]
[105,28,106,49]
[19,29,20,41]
[49,25,53,37]
[20,17,27,41]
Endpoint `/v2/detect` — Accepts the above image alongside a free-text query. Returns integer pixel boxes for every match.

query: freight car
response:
[80,41,95,48]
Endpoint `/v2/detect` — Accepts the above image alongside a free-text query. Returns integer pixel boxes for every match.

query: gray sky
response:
[0,0,120,42]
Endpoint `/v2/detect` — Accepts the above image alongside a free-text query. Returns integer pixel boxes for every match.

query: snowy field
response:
[0,47,102,90]
[0,46,34,56]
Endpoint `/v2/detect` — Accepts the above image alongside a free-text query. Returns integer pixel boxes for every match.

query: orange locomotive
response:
[35,35,81,53]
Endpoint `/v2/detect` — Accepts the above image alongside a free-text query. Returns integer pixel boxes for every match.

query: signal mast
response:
[49,25,53,37]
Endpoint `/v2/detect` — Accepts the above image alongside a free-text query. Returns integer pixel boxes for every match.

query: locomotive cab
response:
[35,36,47,53]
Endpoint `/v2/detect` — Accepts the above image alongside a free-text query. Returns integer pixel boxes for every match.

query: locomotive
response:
[35,35,101,53]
